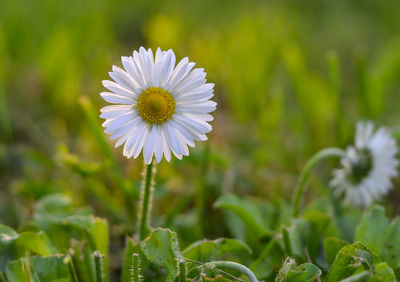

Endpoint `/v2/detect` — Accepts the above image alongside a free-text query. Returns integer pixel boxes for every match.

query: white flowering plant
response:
[1,43,400,282]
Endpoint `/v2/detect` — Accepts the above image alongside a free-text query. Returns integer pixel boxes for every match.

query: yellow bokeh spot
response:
[137,87,175,124]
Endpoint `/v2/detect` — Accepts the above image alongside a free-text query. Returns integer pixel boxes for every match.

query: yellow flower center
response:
[137,87,175,124]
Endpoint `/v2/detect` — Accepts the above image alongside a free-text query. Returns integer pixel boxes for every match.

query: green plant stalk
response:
[282,226,293,257]
[204,261,259,282]
[131,253,142,282]
[66,255,79,282]
[179,261,187,282]
[292,147,345,217]
[94,251,105,282]
[138,161,154,240]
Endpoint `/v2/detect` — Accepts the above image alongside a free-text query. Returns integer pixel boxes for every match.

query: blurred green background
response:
[1,0,400,262]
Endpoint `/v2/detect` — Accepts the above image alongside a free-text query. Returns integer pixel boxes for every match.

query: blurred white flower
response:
[100,47,216,164]
[330,122,398,207]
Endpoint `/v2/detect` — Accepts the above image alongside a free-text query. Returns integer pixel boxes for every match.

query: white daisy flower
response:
[330,121,398,207]
[100,47,216,164]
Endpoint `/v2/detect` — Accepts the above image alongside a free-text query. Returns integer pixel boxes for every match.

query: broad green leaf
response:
[214,194,271,239]
[286,263,321,281]
[250,236,284,279]
[339,263,396,282]
[64,215,109,255]
[140,228,179,279]
[302,210,331,260]
[30,255,74,282]
[0,225,18,271]
[15,232,58,256]
[354,205,390,255]
[323,237,349,266]
[373,262,396,281]
[325,242,379,282]
[183,238,252,263]
[382,217,400,277]
[35,194,73,218]
[282,219,310,260]
[275,257,321,282]
[0,225,18,244]
[339,271,370,281]
[5,258,32,282]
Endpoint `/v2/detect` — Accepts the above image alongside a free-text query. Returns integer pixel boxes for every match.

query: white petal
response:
[102,80,138,98]
[165,122,188,156]
[109,66,140,93]
[174,113,212,133]
[100,92,135,104]
[143,125,157,164]
[100,105,133,118]
[159,126,171,162]
[154,125,164,163]
[110,117,142,140]
[169,120,195,147]
[132,123,151,158]
[176,100,217,114]
[121,57,146,91]
[104,113,137,133]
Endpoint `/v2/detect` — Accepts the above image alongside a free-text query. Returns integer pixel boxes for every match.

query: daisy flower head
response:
[330,121,399,207]
[100,47,216,164]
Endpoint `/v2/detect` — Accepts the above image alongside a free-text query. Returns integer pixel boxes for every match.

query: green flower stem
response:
[204,261,259,282]
[138,160,154,240]
[292,147,345,217]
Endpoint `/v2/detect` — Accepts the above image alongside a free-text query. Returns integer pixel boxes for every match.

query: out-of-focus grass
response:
[1,0,400,254]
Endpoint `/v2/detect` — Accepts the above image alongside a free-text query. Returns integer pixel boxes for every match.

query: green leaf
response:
[140,228,179,279]
[382,217,400,277]
[354,205,390,255]
[182,238,252,263]
[64,215,109,255]
[15,232,58,256]
[282,219,310,260]
[30,255,74,282]
[302,210,331,260]
[275,258,321,282]
[325,242,379,282]
[372,262,397,281]
[35,194,73,219]
[339,271,370,281]
[286,263,321,282]
[250,236,284,280]
[214,194,271,239]
[0,225,18,244]
[323,237,349,266]
[0,225,18,272]
[5,258,33,282]
[339,263,396,282]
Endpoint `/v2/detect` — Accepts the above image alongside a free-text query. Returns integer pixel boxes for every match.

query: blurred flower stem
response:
[0,82,13,143]
[195,144,210,237]
[138,160,155,240]
[292,148,345,217]
[79,97,137,219]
